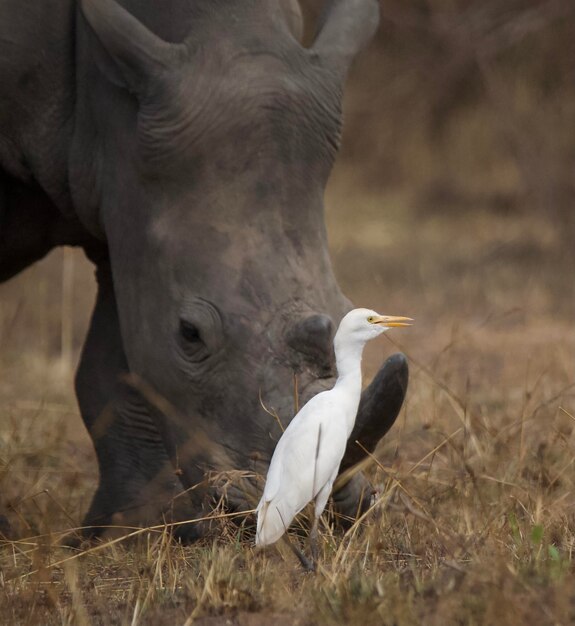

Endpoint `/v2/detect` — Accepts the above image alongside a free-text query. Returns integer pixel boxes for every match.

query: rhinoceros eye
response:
[178,319,210,363]
[179,319,201,343]
[176,298,223,367]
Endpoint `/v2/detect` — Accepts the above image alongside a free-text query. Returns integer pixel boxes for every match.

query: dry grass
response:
[1,179,574,624]
[1,2,575,622]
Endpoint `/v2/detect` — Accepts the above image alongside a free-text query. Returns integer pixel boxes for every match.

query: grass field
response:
[1,167,573,624]
[1,2,575,621]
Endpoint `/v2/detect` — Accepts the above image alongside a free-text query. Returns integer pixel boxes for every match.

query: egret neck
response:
[333,332,366,436]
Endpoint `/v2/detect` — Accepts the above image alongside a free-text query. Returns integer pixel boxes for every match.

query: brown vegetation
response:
[1,1,574,624]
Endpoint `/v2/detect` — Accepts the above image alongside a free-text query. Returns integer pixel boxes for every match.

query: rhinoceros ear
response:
[81,0,182,94]
[279,0,303,43]
[311,0,379,80]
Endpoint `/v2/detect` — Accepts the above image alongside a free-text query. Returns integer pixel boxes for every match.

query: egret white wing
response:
[256,391,349,546]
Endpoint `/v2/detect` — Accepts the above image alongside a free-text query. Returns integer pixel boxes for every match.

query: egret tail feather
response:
[255,501,291,546]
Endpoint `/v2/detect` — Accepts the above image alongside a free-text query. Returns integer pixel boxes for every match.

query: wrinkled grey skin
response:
[0,0,408,539]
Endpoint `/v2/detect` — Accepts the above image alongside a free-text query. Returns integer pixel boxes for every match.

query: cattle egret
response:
[255,308,412,567]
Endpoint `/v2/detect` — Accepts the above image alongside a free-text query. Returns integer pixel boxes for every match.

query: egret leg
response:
[309,516,320,567]
[309,475,336,570]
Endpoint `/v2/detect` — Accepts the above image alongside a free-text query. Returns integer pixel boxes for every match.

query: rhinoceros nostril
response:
[286,314,335,368]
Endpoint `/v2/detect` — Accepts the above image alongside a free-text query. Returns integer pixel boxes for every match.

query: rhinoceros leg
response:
[332,353,409,520]
[73,258,198,542]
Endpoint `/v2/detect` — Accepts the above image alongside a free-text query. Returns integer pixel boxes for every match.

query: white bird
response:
[255,308,412,565]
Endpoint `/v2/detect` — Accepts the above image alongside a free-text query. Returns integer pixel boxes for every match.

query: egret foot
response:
[283,535,315,572]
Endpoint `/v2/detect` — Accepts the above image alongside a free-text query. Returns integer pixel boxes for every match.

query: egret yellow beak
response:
[372,315,413,328]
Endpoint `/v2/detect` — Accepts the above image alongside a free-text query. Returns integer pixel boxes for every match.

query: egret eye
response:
[367,316,375,323]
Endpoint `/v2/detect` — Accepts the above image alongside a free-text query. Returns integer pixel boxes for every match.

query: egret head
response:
[335,308,413,347]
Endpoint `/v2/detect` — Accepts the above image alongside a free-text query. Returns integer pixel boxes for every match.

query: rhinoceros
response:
[0,0,408,539]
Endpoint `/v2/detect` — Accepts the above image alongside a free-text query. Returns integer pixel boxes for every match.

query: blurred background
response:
[0,0,574,536]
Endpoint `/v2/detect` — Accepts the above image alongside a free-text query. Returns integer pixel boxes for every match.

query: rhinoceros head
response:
[75,0,407,517]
